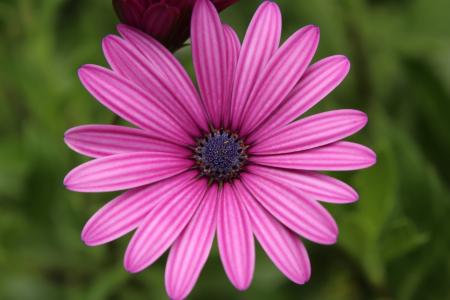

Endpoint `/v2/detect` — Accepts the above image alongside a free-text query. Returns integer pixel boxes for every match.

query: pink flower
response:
[64,0,376,298]
[112,0,239,50]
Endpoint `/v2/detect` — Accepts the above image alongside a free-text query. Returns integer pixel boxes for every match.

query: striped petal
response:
[241,173,338,245]
[222,24,240,128]
[217,183,254,290]
[117,25,209,132]
[252,141,377,171]
[229,1,281,130]
[82,171,197,246]
[64,125,190,158]
[251,110,368,155]
[78,65,192,145]
[165,185,219,300]
[64,152,192,192]
[247,165,358,203]
[124,179,208,273]
[239,25,320,136]
[191,0,227,128]
[234,180,311,283]
[102,35,200,137]
[249,55,350,143]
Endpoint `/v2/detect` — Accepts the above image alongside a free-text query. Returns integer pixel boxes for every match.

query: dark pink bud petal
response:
[113,0,145,27]
[112,0,239,50]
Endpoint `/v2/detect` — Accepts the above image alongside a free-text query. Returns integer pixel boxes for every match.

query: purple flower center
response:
[194,129,248,182]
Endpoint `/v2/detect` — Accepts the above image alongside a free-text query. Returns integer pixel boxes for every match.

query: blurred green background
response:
[1,0,450,299]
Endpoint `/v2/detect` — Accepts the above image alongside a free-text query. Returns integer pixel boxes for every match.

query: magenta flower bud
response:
[112,0,239,51]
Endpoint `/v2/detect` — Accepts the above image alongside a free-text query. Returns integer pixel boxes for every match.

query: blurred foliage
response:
[0,0,450,299]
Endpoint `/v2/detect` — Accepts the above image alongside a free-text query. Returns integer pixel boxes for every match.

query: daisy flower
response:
[64,0,376,298]
[113,0,239,50]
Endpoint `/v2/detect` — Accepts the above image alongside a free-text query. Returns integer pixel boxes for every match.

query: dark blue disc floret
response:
[194,129,248,182]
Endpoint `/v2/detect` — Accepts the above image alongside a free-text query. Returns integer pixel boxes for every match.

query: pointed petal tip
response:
[116,23,130,32]
[288,24,320,51]
[326,54,351,74]
[63,126,83,149]
[63,172,72,189]
[325,224,339,245]
[290,274,309,285]
[332,177,360,203]
[80,224,100,247]
[116,23,137,39]
[63,167,83,192]
[80,234,97,247]
[123,258,142,274]
[317,214,339,245]
[124,266,138,274]
[124,240,166,273]
[261,0,280,8]
[63,129,73,145]
[165,279,190,300]
[102,33,116,42]
[333,54,350,64]
[368,148,377,166]
[233,280,252,291]
[166,290,186,300]
[320,232,338,245]
[350,190,360,202]
[358,144,377,168]
[340,181,360,202]
[335,55,351,77]
[63,127,73,137]
[298,271,312,285]
[77,66,86,78]
[78,64,100,80]
[345,109,369,129]
[293,24,320,40]
[102,34,121,49]
[116,23,154,45]
[80,234,90,246]
[359,113,369,129]
[78,63,92,73]
[305,24,320,35]
[342,56,351,69]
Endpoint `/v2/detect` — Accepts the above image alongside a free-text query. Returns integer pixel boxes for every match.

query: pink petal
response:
[217,184,255,290]
[239,25,320,136]
[249,55,350,144]
[102,35,201,137]
[250,110,368,155]
[246,165,359,204]
[78,65,192,145]
[82,171,197,246]
[241,173,338,245]
[165,185,219,300]
[117,25,209,133]
[64,125,190,158]
[64,152,192,192]
[222,24,240,128]
[252,141,377,171]
[124,179,208,273]
[229,1,281,130]
[234,180,311,283]
[191,0,228,128]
